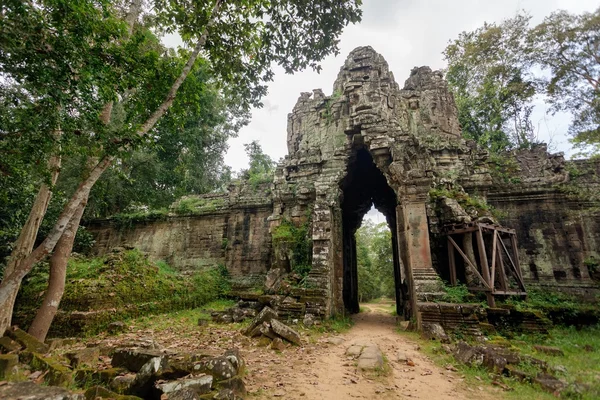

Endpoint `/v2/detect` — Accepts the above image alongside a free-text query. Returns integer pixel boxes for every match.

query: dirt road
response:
[246,302,496,399]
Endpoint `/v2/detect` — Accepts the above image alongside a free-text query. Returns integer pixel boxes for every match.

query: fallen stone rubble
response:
[449,341,570,394]
[240,306,301,348]
[0,326,246,400]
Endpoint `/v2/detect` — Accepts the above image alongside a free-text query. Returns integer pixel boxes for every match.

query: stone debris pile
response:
[0,326,247,400]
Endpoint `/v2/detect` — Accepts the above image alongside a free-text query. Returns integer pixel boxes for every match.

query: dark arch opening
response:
[341,148,405,316]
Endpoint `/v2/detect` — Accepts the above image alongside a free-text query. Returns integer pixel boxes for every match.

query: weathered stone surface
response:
[0,381,84,400]
[46,338,77,351]
[111,348,166,372]
[128,356,169,397]
[108,321,127,334]
[0,336,22,353]
[357,345,384,371]
[168,388,201,400]
[534,373,567,393]
[270,319,301,345]
[110,373,137,394]
[66,347,100,368]
[534,345,565,357]
[7,327,49,354]
[0,353,18,379]
[421,322,450,343]
[193,356,237,381]
[242,306,278,336]
[86,45,600,325]
[30,353,73,387]
[155,375,213,396]
[214,376,246,397]
[85,386,142,400]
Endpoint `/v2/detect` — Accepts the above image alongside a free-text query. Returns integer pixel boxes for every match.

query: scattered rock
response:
[197,318,209,327]
[111,348,166,372]
[0,336,22,353]
[257,336,272,347]
[271,337,286,351]
[303,313,315,327]
[215,375,246,397]
[106,321,127,334]
[0,353,18,379]
[85,385,142,400]
[214,388,244,400]
[168,388,201,400]
[128,356,169,397]
[193,356,238,381]
[242,306,278,336]
[533,345,565,357]
[534,373,566,393]
[421,323,450,343]
[327,337,345,345]
[66,347,100,368]
[346,345,363,358]
[0,381,83,400]
[155,375,213,396]
[111,373,136,394]
[396,352,408,363]
[6,326,49,353]
[30,353,73,387]
[357,345,384,371]
[270,319,301,345]
[259,322,277,340]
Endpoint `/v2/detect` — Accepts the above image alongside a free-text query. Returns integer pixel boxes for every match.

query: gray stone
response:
[242,306,278,336]
[534,345,565,357]
[193,356,237,381]
[155,375,213,396]
[6,326,49,354]
[128,356,169,397]
[303,313,315,327]
[421,323,450,343]
[0,381,84,400]
[0,353,18,379]
[357,345,384,371]
[271,337,286,351]
[168,388,201,400]
[66,347,100,368]
[111,348,167,372]
[0,336,22,353]
[270,319,301,345]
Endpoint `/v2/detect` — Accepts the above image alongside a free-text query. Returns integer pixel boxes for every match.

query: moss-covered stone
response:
[0,336,22,353]
[84,386,142,400]
[30,353,73,387]
[0,354,18,379]
[6,327,48,354]
[66,347,100,368]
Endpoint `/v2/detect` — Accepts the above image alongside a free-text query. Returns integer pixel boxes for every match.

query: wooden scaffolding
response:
[442,222,527,307]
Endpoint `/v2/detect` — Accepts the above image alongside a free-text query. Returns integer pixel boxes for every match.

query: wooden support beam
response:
[499,236,526,290]
[448,239,457,285]
[496,240,508,292]
[448,236,491,290]
[510,233,526,288]
[490,231,498,289]
[475,226,495,307]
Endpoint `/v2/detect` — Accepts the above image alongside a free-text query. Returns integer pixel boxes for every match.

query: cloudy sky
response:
[222,0,599,177]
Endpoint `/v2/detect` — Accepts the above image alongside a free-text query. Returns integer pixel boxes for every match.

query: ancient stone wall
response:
[88,46,600,322]
[87,186,273,290]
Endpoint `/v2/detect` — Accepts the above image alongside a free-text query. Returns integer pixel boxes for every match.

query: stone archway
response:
[340,147,404,316]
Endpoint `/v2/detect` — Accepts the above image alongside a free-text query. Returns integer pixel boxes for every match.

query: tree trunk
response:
[0,0,224,338]
[0,155,111,337]
[27,194,88,341]
[0,153,61,336]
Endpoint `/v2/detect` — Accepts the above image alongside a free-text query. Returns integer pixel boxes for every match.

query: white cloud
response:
[224,0,599,172]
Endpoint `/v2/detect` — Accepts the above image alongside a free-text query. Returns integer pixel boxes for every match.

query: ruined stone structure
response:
[89,47,600,323]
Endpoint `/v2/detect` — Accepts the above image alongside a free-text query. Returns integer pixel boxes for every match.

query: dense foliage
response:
[355,220,395,302]
[444,8,600,155]
[14,249,230,336]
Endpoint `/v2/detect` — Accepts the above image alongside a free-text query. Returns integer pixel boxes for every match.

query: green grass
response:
[396,324,600,399]
[15,250,232,337]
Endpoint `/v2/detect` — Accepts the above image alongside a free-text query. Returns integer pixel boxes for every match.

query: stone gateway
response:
[88,47,600,323]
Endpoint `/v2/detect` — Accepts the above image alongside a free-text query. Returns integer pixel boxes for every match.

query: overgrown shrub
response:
[272,217,312,279]
[14,249,231,336]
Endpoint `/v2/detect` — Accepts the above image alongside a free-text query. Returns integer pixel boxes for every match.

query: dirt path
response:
[247,302,496,399]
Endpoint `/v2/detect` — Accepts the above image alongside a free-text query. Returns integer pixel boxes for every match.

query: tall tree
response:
[0,0,363,337]
[443,13,538,152]
[528,8,600,155]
